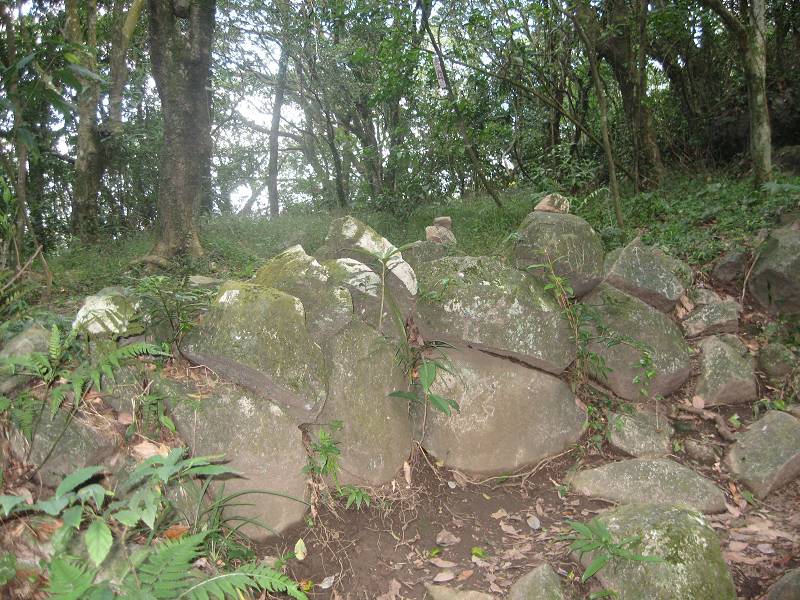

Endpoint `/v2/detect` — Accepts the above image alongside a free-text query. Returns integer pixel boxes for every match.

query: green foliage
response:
[135,276,213,344]
[338,485,371,511]
[564,518,662,584]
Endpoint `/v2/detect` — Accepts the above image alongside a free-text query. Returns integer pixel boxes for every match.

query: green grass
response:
[43,171,800,300]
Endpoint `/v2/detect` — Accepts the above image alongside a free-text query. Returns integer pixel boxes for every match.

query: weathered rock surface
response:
[765,568,800,600]
[712,250,747,285]
[749,224,800,314]
[567,458,726,513]
[608,410,673,458]
[403,240,451,272]
[181,281,327,416]
[170,381,309,539]
[682,299,740,337]
[423,584,494,600]
[0,324,50,394]
[188,275,223,288]
[576,504,735,600]
[416,257,575,374]
[684,439,719,465]
[253,245,353,339]
[695,335,757,406]
[434,216,452,229]
[687,286,722,307]
[419,347,585,473]
[507,564,565,600]
[426,225,456,245]
[73,286,139,336]
[534,193,571,214]
[582,285,691,401]
[317,321,411,486]
[513,211,604,297]
[725,410,800,498]
[758,342,797,382]
[604,238,691,312]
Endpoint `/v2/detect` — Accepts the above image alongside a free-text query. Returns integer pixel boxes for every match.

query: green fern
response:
[122,533,207,598]
[179,562,309,600]
[46,557,97,600]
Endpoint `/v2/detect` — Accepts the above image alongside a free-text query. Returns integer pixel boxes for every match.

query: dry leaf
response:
[457,570,473,581]
[527,515,541,530]
[725,503,741,518]
[294,538,307,561]
[429,558,457,568]
[728,541,748,552]
[491,508,508,520]
[318,575,336,589]
[691,395,705,409]
[403,461,412,487]
[436,529,461,546]
[163,524,189,540]
[376,579,403,600]
[433,570,455,583]
[500,522,518,535]
[756,543,774,554]
[132,440,168,460]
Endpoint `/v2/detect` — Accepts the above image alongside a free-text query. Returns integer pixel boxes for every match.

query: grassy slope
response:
[48,172,800,298]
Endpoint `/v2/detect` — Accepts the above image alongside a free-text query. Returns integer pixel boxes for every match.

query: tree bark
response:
[146,0,216,260]
[268,49,288,217]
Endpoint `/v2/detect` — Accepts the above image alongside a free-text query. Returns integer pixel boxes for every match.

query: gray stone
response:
[576,504,735,600]
[758,342,797,383]
[181,281,328,417]
[402,240,451,271]
[508,564,565,600]
[433,216,452,230]
[695,335,757,406]
[712,250,748,285]
[567,458,726,513]
[684,439,719,465]
[604,238,691,312]
[170,381,309,539]
[682,300,740,338]
[775,145,800,175]
[534,193,571,214]
[419,347,585,473]
[513,211,604,297]
[581,285,691,401]
[423,584,494,600]
[749,224,800,314]
[608,410,673,458]
[766,568,800,600]
[725,410,800,498]
[416,256,575,374]
[317,321,412,486]
[187,275,223,288]
[687,286,722,307]
[0,324,50,394]
[253,245,353,339]
[426,225,456,245]
[72,286,139,336]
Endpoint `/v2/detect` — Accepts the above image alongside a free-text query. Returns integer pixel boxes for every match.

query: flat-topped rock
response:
[749,224,800,314]
[534,193,571,214]
[567,458,726,513]
[508,564,565,600]
[416,256,575,374]
[725,410,800,498]
[575,504,735,600]
[419,347,585,473]
[426,225,456,245]
[254,245,353,339]
[604,237,691,312]
[513,211,604,297]
[181,281,328,416]
[695,335,756,406]
[317,321,411,486]
[608,410,674,458]
[581,285,691,401]
[433,216,452,229]
[682,299,740,337]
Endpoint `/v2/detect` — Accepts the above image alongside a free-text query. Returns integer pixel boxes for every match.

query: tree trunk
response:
[268,49,288,217]
[744,0,771,184]
[146,0,216,260]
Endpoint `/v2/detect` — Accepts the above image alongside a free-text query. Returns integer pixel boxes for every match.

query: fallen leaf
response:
[491,508,508,520]
[691,395,705,409]
[500,522,518,535]
[163,524,189,540]
[294,538,307,561]
[403,461,412,487]
[725,503,741,518]
[132,440,168,460]
[117,412,133,425]
[376,579,403,600]
[527,515,541,530]
[433,570,455,583]
[318,575,336,589]
[429,558,457,568]
[436,529,461,546]
[457,570,473,581]
[728,541,748,552]
[756,543,774,554]
[447,481,457,489]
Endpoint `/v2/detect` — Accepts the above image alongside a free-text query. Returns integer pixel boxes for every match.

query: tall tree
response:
[698,0,771,183]
[267,48,288,217]
[145,0,216,261]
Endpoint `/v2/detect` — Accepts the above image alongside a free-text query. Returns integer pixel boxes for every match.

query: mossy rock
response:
[576,504,735,600]
[416,256,575,374]
[695,335,756,406]
[418,347,585,473]
[181,281,328,415]
[682,300,740,338]
[749,225,800,314]
[581,284,691,401]
[253,244,353,339]
[0,324,50,394]
[508,564,566,600]
[403,240,451,271]
[758,342,797,383]
[316,320,412,486]
[608,409,673,458]
[604,237,691,312]
[512,211,604,297]
[72,286,140,337]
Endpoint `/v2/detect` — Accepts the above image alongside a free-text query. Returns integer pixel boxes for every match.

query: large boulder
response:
[316,321,412,486]
[416,257,575,374]
[73,286,139,337]
[581,285,691,401]
[0,324,50,394]
[749,224,800,314]
[765,568,800,600]
[253,245,353,339]
[170,381,309,539]
[512,211,604,297]
[576,504,735,600]
[603,238,691,312]
[608,410,673,458]
[508,564,566,600]
[418,347,585,473]
[682,299,740,338]
[402,240,450,271]
[181,281,328,417]
[426,225,456,245]
[725,410,800,498]
[695,335,757,406]
[567,458,726,513]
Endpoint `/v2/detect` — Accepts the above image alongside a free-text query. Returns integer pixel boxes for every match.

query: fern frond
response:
[178,562,308,600]
[46,557,97,600]
[122,532,206,599]
[49,324,62,363]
